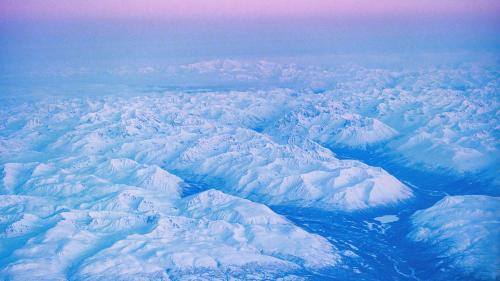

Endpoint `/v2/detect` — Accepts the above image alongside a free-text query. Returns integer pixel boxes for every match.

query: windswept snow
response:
[0,88,411,279]
[156,59,499,178]
[0,57,498,280]
[2,60,498,180]
[409,195,500,280]
[0,159,338,280]
[0,93,412,211]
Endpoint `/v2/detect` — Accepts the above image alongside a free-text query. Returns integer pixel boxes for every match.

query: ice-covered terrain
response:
[409,195,500,280]
[197,60,499,179]
[0,157,338,280]
[1,57,499,280]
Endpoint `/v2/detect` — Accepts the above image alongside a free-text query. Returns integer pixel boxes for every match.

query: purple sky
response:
[0,0,499,89]
[0,0,498,65]
[1,0,500,20]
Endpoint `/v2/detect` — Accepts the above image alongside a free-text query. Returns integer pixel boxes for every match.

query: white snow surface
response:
[176,60,499,178]
[409,195,500,280]
[0,92,412,210]
[0,88,414,280]
[0,58,498,280]
[0,158,338,280]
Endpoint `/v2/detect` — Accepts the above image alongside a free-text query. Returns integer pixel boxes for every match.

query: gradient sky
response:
[1,0,500,20]
[0,0,499,92]
[1,0,499,72]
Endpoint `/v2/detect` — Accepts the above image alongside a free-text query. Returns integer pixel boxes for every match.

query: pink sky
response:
[1,0,500,20]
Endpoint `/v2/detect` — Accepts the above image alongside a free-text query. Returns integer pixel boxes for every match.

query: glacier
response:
[0,56,499,280]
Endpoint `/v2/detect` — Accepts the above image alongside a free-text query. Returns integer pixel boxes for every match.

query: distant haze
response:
[1,0,500,20]
[0,0,499,86]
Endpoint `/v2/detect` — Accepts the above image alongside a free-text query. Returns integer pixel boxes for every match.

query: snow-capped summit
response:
[409,195,500,280]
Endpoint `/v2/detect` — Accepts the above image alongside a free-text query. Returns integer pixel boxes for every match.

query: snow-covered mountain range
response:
[0,59,498,280]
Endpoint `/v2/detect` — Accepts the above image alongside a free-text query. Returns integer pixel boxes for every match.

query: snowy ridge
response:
[179,189,288,225]
[259,63,499,178]
[267,106,399,148]
[0,157,339,280]
[0,58,498,280]
[173,60,500,179]
[409,195,500,280]
[114,124,411,210]
[3,93,410,211]
[0,89,410,279]
[3,60,497,178]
